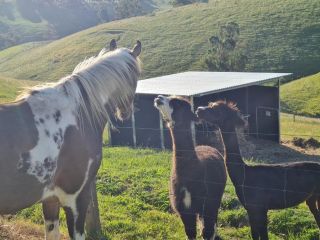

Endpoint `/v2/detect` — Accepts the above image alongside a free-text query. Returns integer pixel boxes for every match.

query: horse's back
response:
[0,101,38,149]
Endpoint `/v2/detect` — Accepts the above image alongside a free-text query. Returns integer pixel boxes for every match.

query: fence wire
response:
[102,125,320,228]
[109,123,320,138]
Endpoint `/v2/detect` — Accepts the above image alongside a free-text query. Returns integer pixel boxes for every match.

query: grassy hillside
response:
[281,72,320,117]
[16,147,319,240]
[0,0,170,50]
[0,75,36,103]
[0,0,319,82]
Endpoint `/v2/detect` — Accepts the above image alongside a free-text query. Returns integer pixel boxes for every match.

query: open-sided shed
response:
[110,71,291,149]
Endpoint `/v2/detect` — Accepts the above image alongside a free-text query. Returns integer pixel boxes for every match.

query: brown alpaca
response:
[196,101,320,240]
[154,95,226,240]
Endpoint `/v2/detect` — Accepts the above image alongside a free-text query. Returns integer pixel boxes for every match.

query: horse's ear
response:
[131,40,141,58]
[110,39,117,51]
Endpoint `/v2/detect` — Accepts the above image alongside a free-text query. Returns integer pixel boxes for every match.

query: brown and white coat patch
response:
[17,88,77,184]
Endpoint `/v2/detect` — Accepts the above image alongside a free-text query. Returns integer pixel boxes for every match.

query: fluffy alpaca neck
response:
[219,124,246,185]
[170,124,196,171]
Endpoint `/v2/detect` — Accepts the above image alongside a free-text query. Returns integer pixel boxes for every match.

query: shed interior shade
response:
[136,72,292,97]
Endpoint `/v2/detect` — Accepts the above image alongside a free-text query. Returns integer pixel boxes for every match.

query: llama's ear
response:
[131,40,141,57]
[110,39,117,51]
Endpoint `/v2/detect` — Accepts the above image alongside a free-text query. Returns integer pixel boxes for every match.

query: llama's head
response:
[196,100,246,128]
[154,95,198,128]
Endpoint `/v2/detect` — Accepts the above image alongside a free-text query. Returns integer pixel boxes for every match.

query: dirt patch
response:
[0,217,44,240]
[201,128,320,163]
[240,137,320,164]
[236,129,320,163]
[292,137,320,149]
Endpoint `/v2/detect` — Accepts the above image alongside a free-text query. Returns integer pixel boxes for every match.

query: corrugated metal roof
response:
[136,71,292,97]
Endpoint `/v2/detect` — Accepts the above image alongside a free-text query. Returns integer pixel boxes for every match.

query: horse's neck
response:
[170,125,196,173]
[219,125,246,185]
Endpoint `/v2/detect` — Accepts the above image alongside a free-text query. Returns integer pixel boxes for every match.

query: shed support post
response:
[277,79,281,143]
[190,96,196,146]
[132,111,137,147]
[159,112,165,150]
[245,87,249,115]
[245,87,249,136]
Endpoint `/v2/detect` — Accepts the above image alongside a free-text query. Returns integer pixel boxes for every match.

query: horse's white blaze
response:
[182,187,192,209]
[45,220,60,240]
[18,89,77,183]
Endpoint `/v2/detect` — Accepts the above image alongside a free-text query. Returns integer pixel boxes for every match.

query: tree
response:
[203,22,248,71]
[114,0,144,19]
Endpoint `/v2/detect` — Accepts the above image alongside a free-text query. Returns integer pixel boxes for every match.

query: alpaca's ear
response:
[110,39,117,51]
[131,40,141,57]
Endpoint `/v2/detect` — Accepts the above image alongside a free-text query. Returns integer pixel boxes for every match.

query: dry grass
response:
[0,217,68,240]
[0,217,44,240]
[240,136,320,164]
[205,127,320,164]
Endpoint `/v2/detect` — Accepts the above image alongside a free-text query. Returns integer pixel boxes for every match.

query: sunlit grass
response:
[15,147,320,240]
[281,113,320,141]
[281,72,320,117]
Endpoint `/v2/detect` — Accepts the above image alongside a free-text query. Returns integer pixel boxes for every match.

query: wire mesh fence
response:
[99,123,320,238]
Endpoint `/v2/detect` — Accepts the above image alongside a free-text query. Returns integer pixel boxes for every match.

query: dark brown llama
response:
[196,101,320,240]
[154,95,226,240]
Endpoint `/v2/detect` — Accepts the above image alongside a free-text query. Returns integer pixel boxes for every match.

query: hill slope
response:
[281,72,320,117]
[0,0,170,50]
[0,0,319,82]
[0,75,36,103]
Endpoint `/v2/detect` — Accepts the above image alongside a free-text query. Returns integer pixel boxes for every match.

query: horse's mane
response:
[17,47,141,129]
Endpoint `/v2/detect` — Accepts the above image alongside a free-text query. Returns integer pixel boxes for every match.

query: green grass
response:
[16,147,320,240]
[0,0,319,82]
[281,113,320,141]
[281,72,320,117]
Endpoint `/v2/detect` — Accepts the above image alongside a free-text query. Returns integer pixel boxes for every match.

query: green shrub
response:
[269,208,317,237]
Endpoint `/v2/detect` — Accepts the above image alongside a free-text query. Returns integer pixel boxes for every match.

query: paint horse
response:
[0,39,142,240]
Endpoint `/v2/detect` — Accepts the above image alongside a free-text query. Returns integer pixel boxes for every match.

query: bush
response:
[202,22,248,71]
